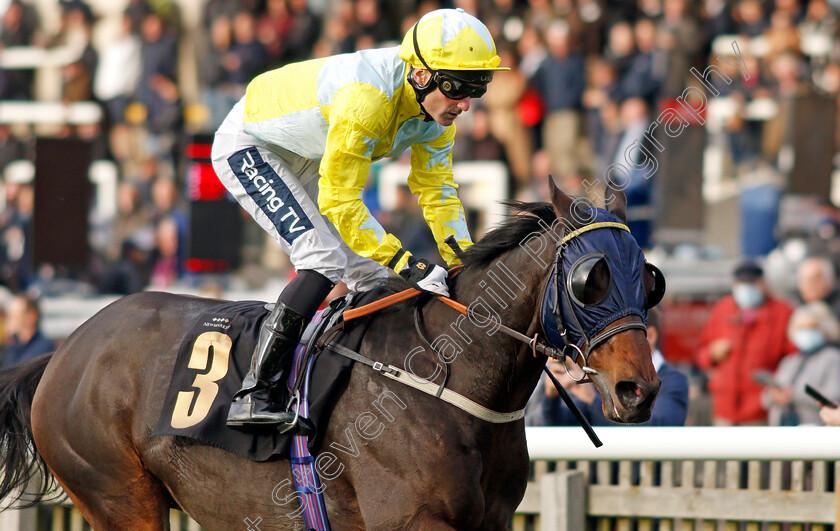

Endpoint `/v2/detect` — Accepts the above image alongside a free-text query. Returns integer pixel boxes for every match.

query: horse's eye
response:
[644,262,666,309]
[568,255,611,306]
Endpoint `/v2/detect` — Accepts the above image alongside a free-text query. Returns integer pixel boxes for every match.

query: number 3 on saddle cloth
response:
[152,293,370,463]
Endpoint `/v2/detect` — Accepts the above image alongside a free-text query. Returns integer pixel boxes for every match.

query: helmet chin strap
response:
[408,66,437,122]
[407,67,436,122]
[420,106,434,122]
[408,21,440,122]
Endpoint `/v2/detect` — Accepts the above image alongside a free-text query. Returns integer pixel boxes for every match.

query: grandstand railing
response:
[0,101,102,125]
[2,427,840,530]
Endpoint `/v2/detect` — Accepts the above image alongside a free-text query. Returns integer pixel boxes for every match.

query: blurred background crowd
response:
[3,0,840,426]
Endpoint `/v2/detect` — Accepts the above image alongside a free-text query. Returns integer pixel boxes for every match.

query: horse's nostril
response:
[616,380,647,409]
[616,380,640,396]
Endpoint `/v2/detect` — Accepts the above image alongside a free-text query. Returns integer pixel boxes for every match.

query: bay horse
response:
[0,183,661,530]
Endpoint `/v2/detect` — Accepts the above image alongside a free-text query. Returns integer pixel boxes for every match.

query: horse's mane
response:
[460,201,561,268]
[373,201,563,312]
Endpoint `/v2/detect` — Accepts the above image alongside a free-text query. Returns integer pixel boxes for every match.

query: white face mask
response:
[792,328,825,353]
[733,283,764,309]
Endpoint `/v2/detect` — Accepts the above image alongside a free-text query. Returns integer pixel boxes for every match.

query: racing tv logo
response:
[229,147,314,244]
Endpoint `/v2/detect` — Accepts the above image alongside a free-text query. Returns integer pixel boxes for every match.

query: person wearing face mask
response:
[696,260,797,425]
[797,256,840,320]
[761,302,840,425]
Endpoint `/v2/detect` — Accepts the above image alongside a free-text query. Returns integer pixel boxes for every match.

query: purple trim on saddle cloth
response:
[288,309,331,531]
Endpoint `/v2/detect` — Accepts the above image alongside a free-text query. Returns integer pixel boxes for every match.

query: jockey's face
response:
[413,69,472,126]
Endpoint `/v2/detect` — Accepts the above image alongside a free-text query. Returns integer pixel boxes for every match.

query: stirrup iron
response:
[276,389,301,435]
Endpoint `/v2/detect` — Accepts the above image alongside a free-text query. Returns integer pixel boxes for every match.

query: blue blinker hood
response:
[541,209,648,351]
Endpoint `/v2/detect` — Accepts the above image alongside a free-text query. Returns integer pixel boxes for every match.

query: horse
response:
[0,182,661,530]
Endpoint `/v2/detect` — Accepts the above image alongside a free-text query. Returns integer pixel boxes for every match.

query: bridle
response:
[425,221,658,381]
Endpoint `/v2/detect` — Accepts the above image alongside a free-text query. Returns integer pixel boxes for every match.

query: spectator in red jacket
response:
[696,260,796,425]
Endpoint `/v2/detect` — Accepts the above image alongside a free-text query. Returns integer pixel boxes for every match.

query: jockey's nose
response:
[457,98,471,112]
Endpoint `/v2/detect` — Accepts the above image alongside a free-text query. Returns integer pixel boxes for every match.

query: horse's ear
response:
[548,175,573,219]
[605,188,627,222]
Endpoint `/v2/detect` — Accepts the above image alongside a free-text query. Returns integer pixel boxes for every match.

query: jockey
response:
[212,8,506,429]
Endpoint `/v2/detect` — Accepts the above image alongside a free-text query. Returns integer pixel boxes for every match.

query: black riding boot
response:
[226,269,335,429]
[226,301,306,428]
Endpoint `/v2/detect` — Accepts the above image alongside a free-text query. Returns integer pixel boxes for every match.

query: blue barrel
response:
[625,166,653,249]
[739,184,781,257]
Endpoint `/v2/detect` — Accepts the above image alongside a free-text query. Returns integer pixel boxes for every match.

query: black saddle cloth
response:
[152,293,377,462]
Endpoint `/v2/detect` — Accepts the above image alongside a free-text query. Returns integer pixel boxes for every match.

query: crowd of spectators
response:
[1,0,840,289]
[4,0,840,427]
[0,293,54,368]
[528,256,840,428]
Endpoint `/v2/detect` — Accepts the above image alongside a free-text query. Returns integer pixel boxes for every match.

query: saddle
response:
[152,291,380,462]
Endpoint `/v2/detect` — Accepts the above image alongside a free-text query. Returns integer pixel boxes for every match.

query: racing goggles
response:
[433,71,490,99]
[411,22,492,100]
[566,253,665,309]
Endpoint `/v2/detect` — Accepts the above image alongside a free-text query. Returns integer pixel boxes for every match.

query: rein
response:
[343,288,566,360]
[333,281,603,441]
[335,269,565,424]
[342,288,425,321]
[437,297,557,356]
[325,290,531,423]
[328,222,642,445]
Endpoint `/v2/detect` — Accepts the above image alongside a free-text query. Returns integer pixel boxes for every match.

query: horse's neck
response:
[437,247,553,413]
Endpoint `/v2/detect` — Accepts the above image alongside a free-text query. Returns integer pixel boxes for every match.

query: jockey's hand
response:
[400,258,450,297]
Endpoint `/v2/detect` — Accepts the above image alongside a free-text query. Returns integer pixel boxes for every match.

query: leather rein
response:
[343,225,646,373]
[327,227,641,446]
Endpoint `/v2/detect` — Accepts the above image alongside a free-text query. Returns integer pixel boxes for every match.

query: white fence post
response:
[0,508,19,531]
[0,507,37,531]
[836,481,840,527]
[16,509,36,531]
[539,470,585,531]
[1,488,38,531]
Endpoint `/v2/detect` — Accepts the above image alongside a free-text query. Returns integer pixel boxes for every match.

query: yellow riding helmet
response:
[399,8,509,72]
